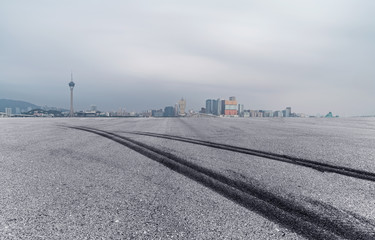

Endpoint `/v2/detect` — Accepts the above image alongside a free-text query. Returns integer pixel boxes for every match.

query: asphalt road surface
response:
[1,117,375,239]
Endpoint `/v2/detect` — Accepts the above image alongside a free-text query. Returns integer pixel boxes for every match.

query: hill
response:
[0,99,40,113]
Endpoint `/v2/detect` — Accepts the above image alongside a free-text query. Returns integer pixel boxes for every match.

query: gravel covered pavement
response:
[1,117,375,239]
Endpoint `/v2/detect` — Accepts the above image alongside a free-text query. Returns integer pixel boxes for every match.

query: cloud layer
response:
[1,0,374,115]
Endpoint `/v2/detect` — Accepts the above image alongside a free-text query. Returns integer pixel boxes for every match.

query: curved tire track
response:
[69,126,375,239]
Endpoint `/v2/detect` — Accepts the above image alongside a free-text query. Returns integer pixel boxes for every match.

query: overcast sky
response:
[1,0,374,116]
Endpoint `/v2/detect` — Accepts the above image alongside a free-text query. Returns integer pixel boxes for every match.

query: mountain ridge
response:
[0,99,40,113]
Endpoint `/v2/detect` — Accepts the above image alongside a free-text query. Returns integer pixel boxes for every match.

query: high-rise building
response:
[205,99,213,114]
[221,100,226,115]
[68,73,75,117]
[164,106,175,117]
[282,109,287,117]
[205,99,222,115]
[274,111,282,117]
[223,97,238,116]
[238,104,244,117]
[5,108,12,117]
[178,98,186,116]
[213,99,221,116]
[286,107,291,117]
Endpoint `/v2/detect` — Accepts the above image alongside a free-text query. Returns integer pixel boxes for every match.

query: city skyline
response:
[0,80,364,117]
[0,95,340,118]
[1,1,375,116]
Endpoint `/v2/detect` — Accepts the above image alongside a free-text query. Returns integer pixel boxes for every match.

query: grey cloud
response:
[1,0,374,116]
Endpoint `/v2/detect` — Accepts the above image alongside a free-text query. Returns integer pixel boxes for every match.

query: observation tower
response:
[69,73,75,117]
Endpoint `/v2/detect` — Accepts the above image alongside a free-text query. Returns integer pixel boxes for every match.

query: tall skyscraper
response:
[205,98,222,116]
[68,73,75,117]
[205,99,213,114]
[178,98,186,116]
[213,99,221,116]
[238,104,244,117]
[286,107,291,117]
[224,97,238,116]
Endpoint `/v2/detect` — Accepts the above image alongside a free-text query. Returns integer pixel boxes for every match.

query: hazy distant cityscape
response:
[0,96,338,119]
[0,74,351,119]
[0,78,339,118]
[0,72,368,119]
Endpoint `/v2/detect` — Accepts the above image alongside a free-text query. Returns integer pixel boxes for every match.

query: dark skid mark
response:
[122,131,375,183]
[69,126,375,240]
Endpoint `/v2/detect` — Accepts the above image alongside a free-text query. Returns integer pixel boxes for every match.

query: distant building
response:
[282,109,287,117]
[223,97,238,116]
[286,107,291,117]
[213,99,222,116]
[273,111,282,117]
[263,110,273,117]
[5,108,12,117]
[248,110,263,117]
[243,111,250,118]
[325,112,335,118]
[281,107,292,117]
[178,98,186,116]
[238,104,244,117]
[116,107,127,116]
[85,111,97,117]
[152,109,164,117]
[164,106,175,117]
[205,99,222,116]
[206,99,214,114]
[296,113,306,118]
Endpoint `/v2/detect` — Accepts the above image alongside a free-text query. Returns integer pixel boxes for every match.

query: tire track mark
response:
[69,126,375,239]
[122,131,375,182]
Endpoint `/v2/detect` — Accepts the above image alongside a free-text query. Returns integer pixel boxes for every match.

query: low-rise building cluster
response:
[146,98,187,117]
